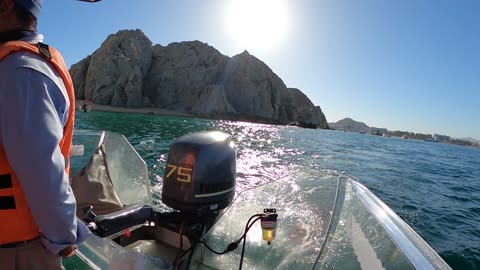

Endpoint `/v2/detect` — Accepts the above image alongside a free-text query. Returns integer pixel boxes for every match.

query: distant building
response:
[370,127,388,136]
[433,134,450,142]
[415,133,432,140]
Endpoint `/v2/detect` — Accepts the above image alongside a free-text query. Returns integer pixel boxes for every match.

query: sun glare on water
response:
[225,0,289,52]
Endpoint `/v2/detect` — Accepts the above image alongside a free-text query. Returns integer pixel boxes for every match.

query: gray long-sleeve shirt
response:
[0,33,90,254]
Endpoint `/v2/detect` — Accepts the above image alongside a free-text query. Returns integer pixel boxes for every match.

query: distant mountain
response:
[459,137,480,144]
[328,118,370,133]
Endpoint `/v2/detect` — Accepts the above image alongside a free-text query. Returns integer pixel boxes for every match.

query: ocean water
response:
[76,111,480,270]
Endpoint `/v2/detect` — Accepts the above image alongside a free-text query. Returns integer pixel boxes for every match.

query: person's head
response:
[0,0,42,31]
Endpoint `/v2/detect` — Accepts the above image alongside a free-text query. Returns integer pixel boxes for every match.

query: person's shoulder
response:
[0,49,67,99]
[0,50,45,70]
[0,51,30,79]
[0,34,53,70]
[13,50,51,69]
[2,49,62,81]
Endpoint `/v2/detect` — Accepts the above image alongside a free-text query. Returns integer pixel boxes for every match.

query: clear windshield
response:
[71,129,152,206]
[65,130,155,270]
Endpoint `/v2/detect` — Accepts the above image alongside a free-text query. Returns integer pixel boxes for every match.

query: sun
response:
[225,0,289,52]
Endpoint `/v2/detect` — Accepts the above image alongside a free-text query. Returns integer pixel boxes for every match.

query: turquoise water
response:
[76,111,480,270]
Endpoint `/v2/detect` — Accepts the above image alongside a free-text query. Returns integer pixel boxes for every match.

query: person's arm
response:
[0,64,89,255]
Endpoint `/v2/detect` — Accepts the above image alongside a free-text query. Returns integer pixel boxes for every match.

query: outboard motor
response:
[162,131,236,217]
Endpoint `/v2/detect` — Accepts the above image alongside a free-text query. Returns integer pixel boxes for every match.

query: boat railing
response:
[350,180,451,270]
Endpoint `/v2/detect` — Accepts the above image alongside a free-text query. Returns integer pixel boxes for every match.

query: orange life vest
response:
[0,41,75,244]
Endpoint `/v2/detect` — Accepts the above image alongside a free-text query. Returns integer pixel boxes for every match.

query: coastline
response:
[75,100,195,118]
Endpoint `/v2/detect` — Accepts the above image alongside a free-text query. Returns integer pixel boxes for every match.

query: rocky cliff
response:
[70,29,328,128]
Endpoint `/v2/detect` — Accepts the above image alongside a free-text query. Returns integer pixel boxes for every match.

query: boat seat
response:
[93,204,154,237]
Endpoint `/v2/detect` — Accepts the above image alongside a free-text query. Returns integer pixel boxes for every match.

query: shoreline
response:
[75,100,195,118]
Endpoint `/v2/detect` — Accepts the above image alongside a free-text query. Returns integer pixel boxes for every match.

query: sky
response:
[37,0,479,139]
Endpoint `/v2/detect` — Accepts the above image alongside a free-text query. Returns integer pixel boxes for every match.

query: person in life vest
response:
[0,0,90,269]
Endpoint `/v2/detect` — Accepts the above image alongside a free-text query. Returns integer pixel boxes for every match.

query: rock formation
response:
[143,41,231,116]
[221,50,284,122]
[70,29,152,108]
[70,56,90,100]
[70,29,328,128]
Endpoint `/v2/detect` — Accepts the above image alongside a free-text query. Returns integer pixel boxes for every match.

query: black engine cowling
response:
[162,131,236,216]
